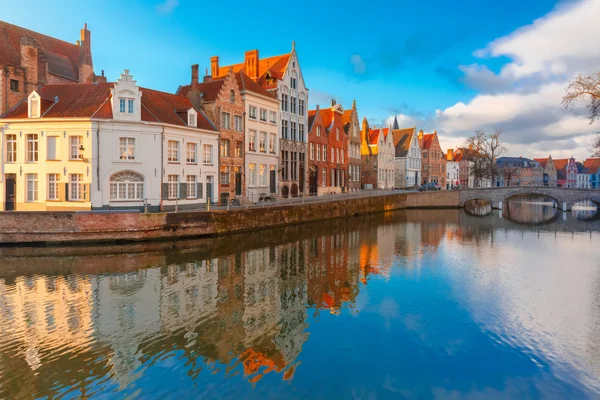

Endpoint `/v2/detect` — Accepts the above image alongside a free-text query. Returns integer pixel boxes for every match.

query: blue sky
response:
[3,0,599,158]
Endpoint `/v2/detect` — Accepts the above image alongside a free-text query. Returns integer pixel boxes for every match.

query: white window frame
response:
[119,137,135,160]
[259,109,268,122]
[221,112,231,130]
[269,111,277,124]
[168,140,180,163]
[5,134,17,162]
[69,174,84,201]
[186,175,197,199]
[269,133,276,154]
[234,115,243,132]
[186,142,197,164]
[249,130,256,152]
[168,175,179,199]
[188,112,197,127]
[310,143,314,160]
[259,132,267,153]
[26,173,38,202]
[26,134,39,163]
[47,173,59,200]
[110,171,144,201]
[249,106,257,120]
[203,144,213,165]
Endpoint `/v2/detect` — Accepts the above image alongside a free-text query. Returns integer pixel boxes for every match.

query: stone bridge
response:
[459,187,600,210]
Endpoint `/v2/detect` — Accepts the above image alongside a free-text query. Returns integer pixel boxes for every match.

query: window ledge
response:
[168,162,181,164]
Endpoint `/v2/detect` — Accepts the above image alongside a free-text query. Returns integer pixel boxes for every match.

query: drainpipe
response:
[3,68,9,115]
[242,109,246,199]
[160,125,165,211]
[96,123,100,191]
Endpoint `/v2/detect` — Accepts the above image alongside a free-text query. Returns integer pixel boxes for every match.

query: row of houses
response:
[0,21,596,212]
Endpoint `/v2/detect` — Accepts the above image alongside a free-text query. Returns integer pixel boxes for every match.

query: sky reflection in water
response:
[0,207,599,399]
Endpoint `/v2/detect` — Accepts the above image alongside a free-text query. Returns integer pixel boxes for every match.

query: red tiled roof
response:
[584,158,600,174]
[3,83,216,130]
[368,129,380,145]
[533,158,549,168]
[342,109,352,125]
[177,78,225,102]
[236,72,275,98]
[215,53,291,90]
[552,158,569,172]
[0,20,82,80]
[419,133,435,150]
[393,128,415,158]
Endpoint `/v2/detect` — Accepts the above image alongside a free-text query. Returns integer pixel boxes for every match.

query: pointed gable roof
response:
[534,157,549,168]
[392,127,416,157]
[552,158,569,172]
[214,52,292,90]
[419,133,436,150]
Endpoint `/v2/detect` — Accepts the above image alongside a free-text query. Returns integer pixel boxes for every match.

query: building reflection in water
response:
[503,195,558,224]
[0,209,598,398]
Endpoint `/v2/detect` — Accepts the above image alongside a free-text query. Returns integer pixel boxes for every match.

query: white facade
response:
[576,172,591,189]
[277,45,309,197]
[377,128,395,189]
[243,89,280,202]
[446,160,460,189]
[394,132,421,189]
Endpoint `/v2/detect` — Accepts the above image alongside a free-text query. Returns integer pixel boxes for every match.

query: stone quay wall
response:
[0,191,460,245]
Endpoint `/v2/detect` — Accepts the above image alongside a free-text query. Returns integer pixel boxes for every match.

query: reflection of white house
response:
[0,70,219,211]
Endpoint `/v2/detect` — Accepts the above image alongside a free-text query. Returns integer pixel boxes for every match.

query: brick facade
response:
[418,130,446,189]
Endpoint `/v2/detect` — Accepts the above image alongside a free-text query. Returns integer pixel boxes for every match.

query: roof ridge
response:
[0,20,81,49]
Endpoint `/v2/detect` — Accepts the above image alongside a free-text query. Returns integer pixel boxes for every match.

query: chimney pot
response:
[191,64,199,89]
[331,99,336,106]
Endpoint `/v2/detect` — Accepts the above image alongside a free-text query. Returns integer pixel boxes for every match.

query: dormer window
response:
[188,110,197,127]
[128,99,134,113]
[28,92,40,118]
[119,98,134,113]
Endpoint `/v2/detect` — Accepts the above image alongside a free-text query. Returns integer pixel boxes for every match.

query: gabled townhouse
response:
[576,162,591,189]
[0,70,219,211]
[206,44,309,198]
[583,158,600,189]
[553,157,577,188]
[495,157,544,186]
[533,156,558,187]
[343,101,361,191]
[446,150,460,189]
[360,119,395,190]
[0,21,98,116]
[177,67,245,205]
[392,126,421,189]
[418,130,446,189]
[307,107,328,195]
[307,101,348,194]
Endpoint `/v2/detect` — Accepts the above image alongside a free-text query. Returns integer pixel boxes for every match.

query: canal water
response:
[0,201,599,399]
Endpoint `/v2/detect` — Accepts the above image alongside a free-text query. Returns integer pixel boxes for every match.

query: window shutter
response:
[47,137,57,160]
[161,183,169,200]
[58,181,65,202]
[65,183,69,201]
[180,183,187,199]
[84,184,90,201]
[197,183,203,199]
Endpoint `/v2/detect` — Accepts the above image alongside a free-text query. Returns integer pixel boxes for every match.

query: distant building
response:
[418,130,446,189]
[0,21,97,116]
[392,126,421,189]
[533,156,558,187]
[343,101,361,191]
[576,162,591,189]
[495,157,544,187]
[553,157,577,188]
[583,158,600,189]
[359,118,394,189]
[446,150,460,189]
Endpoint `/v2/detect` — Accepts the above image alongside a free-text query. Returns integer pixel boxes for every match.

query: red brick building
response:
[178,68,245,203]
[0,21,96,116]
[418,130,446,189]
[307,101,348,194]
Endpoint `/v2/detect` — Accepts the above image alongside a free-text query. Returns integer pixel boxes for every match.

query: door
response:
[299,163,305,194]
[309,168,317,195]
[5,174,16,211]
[235,172,242,196]
[206,176,213,204]
[269,170,276,194]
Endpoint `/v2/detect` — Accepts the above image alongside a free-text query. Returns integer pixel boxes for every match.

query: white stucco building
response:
[375,127,395,189]
[446,158,460,189]
[393,127,421,189]
[0,70,219,211]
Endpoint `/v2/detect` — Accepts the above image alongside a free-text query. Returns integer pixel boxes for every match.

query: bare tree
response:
[464,129,507,186]
[563,72,600,156]
[483,129,507,185]
[501,165,519,187]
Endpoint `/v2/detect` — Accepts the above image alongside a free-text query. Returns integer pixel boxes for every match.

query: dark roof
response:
[392,127,415,157]
[3,83,216,130]
[0,20,82,80]
[392,116,399,130]
[495,157,542,168]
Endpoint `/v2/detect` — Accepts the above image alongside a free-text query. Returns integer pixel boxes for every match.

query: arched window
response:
[110,171,144,200]
[229,89,235,103]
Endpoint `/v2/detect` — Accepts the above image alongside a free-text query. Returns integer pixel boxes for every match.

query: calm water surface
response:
[1,205,599,399]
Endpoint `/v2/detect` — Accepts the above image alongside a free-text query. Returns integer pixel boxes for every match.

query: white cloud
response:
[350,54,366,75]
[384,114,418,128]
[432,0,600,160]
[156,0,179,14]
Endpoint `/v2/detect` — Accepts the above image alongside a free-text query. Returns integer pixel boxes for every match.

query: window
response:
[168,140,180,162]
[248,164,256,186]
[119,137,135,160]
[310,144,314,160]
[259,132,267,153]
[331,170,335,187]
[259,164,266,186]
[6,134,17,162]
[299,124,305,142]
[119,98,126,113]
[229,89,235,103]
[220,139,231,157]
[336,128,340,141]
[168,175,179,199]
[249,130,256,152]
[299,99,305,116]
[189,113,196,127]
[109,171,144,200]
[70,174,84,201]
[323,145,327,161]
[26,134,38,162]
[282,94,289,112]
[221,112,231,130]
[341,149,344,163]
[220,166,230,185]
[30,98,39,118]
[337,148,340,163]
[269,111,277,124]
[317,144,321,161]
[291,152,297,180]
[128,99,134,114]
[234,115,243,132]
[291,122,297,141]
[203,144,213,164]
[291,97,297,114]
[322,168,326,187]
[331,147,335,162]
[186,142,197,163]
[281,120,288,140]
[281,151,288,181]
[249,106,257,120]
[260,109,267,122]
[235,141,243,158]
[269,134,276,154]
[317,126,321,137]
[47,174,59,200]
[26,174,38,202]
[186,176,197,199]
[291,77,297,89]
[10,79,19,93]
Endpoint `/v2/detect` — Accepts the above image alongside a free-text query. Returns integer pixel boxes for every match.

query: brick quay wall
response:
[0,191,460,245]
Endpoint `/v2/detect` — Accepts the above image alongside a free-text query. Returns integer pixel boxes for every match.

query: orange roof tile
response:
[368,129,380,146]
[552,158,569,172]
[392,128,415,157]
[342,109,352,125]
[419,133,435,150]
[534,158,549,168]
[215,53,291,90]
[584,158,600,174]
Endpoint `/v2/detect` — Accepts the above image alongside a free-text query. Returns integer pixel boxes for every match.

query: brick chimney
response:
[20,36,38,94]
[418,129,423,140]
[191,64,199,90]
[331,98,336,106]
[95,70,107,83]
[78,23,94,83]
[210,56,219,78]
[447,149,454,160]
[244,50,259,80]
